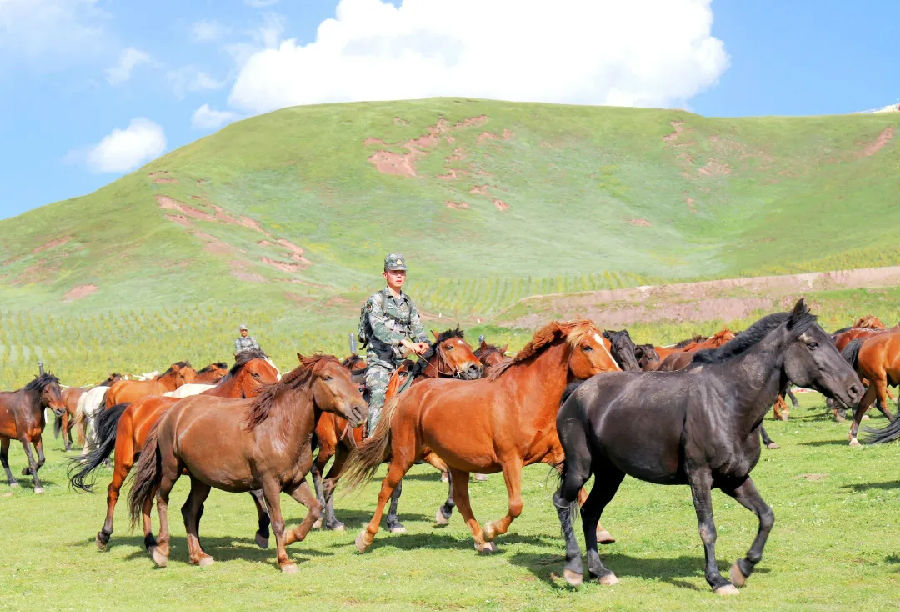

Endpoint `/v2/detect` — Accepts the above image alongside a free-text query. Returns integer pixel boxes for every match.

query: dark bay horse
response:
[128,354,366,572]
[552,300,863,594]
[1,373,66,493]
[345,320,620,554]
[69,349,279,551]
[311,329,483,531]
[105,362,197,408]
[842,329,899,445]
[633,343,661,371]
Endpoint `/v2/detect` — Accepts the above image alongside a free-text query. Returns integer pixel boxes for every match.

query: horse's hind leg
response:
[447,466,493,553]
[150,459,181,567]
[872,378,895,421]
[385,479,406,533]
[482,458,523,543]
[284,479,321,546]
[435,470,455,526]
[98,435,134,550]
[1,438,17,487]
[61,412,72,452]
[849,385,877,446]
[580,467,624,586]
[248,489,270,548]
[721,476,774,589]
[19,436,43,493]
[182,477,213,566]
[321,446,350,531]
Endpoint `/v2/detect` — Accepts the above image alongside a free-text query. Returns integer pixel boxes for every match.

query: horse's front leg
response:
[482,458,523,543]
[284,479,321,546]
[19,436,43,493]
[849,385,877,446]
[262,482,295,573]
[688,467,735,594]
[721,476,774,589]
[355,458,411,552]
[248,489,270,548]
[448,466,493,553]
[1,437,17,487]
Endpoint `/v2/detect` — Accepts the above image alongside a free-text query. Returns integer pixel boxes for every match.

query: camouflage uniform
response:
[363,255,428,436]
[234,324,260,355]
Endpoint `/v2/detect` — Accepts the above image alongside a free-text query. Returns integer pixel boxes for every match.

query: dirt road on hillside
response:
[499,267,899,328]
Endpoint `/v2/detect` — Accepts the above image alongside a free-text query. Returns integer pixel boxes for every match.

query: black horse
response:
[1,373,66,493]
[602,329,641,372]
[552,300,862,594]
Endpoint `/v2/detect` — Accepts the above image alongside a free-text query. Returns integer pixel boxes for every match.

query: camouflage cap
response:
[383,253,408,271]
[239,323,248,331]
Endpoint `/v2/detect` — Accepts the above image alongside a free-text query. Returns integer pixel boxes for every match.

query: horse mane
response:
[244,354,336,430]
[24,372,60,392]
[197,362,228,374]
[853,315,885,329]
[474,342,505,359]
[408,327,468,378]
[693,304,817,364]
[230,349,269,376]
[160,361,193,377]
[487,320,595,381]
[433,327,465,343]
[675,334,706,348]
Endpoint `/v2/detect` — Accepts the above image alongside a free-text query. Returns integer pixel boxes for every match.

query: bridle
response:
[422,341,470,379]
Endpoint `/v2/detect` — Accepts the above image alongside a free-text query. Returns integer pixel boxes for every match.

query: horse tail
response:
[841,338,863,371]
[67,403,129,492]
[128,422,162,528]
[342,393,401,492]
[862,417,900,444]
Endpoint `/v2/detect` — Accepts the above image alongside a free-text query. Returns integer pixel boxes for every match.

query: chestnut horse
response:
[345,320,620,554]
[193,362,229,384]
[552,300,863,594]
[843,329,900,446]
[105,362,197,408]
[474,337,508,373]
[128,355,367,572]
[1,373,66,493]
[69,349,279,551]
[311,329,483,531]
[56,373,123,452]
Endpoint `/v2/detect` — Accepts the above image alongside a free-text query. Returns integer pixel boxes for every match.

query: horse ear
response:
[296,352,304,363]
[432,330,439,340]
[602,330,611,340]
[501,344,508,354]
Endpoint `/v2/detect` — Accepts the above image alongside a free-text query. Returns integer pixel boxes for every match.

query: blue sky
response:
[1,0,897,220]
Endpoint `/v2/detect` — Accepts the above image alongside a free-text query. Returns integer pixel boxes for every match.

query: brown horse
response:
[345,320,620,553]
[853,315,885,329]
[56,373,123,452]
[843,329,900,446]
[656,329,738,372]
[1,373,66,493]
[634,343,661,371]
[474,338,508,373]
[193,362,229,384]
[69,349,279,551]
[105,362,197,408]
[311,329,483,531]
[128,355,366,572]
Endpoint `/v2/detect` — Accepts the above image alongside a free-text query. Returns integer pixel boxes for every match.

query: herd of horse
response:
[0,301,897,594]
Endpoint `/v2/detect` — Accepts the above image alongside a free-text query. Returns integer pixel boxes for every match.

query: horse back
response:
[858,328,900,383]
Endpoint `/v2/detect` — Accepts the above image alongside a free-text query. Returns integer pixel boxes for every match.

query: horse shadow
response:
[325,530,558,553]
[841,480,898,492]
[103,534,333,566]
[507,550,770,590]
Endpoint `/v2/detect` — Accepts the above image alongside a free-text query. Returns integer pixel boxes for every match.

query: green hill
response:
[0,99,897,385]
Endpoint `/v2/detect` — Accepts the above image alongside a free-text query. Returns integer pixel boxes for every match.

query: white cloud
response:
[191,19,227,43]
[192,104,242,130]
[84,118,166,173]
[105,47,150,84]
[167,66,226,98]
[228,0,729,114]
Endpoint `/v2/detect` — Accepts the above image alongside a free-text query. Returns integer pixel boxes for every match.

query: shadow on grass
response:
[841,480,898,492]
[507,550,770,591]
[332,530,558,553]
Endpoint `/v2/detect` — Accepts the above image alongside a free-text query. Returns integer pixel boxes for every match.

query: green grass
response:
[0,394,896,611]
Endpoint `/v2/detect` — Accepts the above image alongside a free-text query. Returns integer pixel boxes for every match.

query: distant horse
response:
[345,320,620,554]
[193,362,229,384]
[842,329,900,446]
[634,343,661,371]
[602,329,641,371]
[128,354,366,572]
[69,349,279,551]
[1,373,66,493]
[853,315,885,329]
[474,338,508,374]
[552,300,862,593]
[656,329,738,372]
[105,362,197,408]
[311,329,483,532]
[56,373,122,452]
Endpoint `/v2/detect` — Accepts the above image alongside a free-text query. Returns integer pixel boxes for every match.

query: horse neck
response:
[499,341,570,424]
[210,371,240,397]
[156,373,180,390]
[252,382,317,449]
[21,388,44,416]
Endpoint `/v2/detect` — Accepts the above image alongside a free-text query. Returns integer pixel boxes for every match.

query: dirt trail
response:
[499,267,899,328]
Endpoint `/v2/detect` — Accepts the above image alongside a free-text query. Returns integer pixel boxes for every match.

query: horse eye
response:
[322,375,333,381]
[445,345,454,350]
[806,342,818,350]
[251,372,260,379]
[582,346,594,352]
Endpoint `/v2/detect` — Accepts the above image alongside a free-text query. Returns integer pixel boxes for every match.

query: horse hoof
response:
[389,526,407,534]
[312,518,323,529]
[329,522,346,532]
[8,481,18,488]
[150,546,168,568]
[596,527,615,544]
[435,508,449,526]
[33,487,44,494]
[849,438,861,447]
[197,555,215,567]
[714,584,739,595]
[766,442,780,450]
[96,534,109,552]
[281,563,298,574]
[441,474,449,483]
[597,572,619,586]
[563,569,583,586]
[477,542,498,555]
[730,562,747,587]
[255,532,269,549]
[355,530,372,553]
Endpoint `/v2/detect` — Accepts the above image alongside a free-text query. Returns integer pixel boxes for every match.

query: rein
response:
[422,343,465,378]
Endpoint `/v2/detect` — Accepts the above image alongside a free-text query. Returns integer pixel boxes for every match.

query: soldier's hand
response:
[413,342,429,355]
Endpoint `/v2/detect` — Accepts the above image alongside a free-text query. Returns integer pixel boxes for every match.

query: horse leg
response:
[447,466,492,553]
[872,378,895,422]
[552,458,613,543]
[321,446,350,531]
[248,489,270,548]
[687,467,735,594]
[759,425,778,450]
[355,458,413,553]
[553,429,594,585]
[849,385,877,446]
[22,434,46,474]
[97,448,133,551]
[20,436,43,493]
[182,477,213,566]
[149,459,180,567]
[385,479,406,533]
[262,482,295,573]
[435,470,455,526]
[580,468,625,586]
[482,458,523,543]
[1,437,17,487]
[787,389,799,408]
[721,476,774,588]
[284,479,322,547]
[61,411,71,452]
[310,459,326,529]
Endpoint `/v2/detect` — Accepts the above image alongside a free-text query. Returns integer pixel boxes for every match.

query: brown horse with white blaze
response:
[345,320,620,554]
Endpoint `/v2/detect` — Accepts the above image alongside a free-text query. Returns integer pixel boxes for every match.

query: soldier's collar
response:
[382,287,406,300]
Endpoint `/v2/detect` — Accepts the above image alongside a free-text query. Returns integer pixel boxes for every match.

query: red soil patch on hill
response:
[628,218,651,227]
[261,257,305,273]
[470,184,489,195]
[860,126,894,157]
[32,237,71,254]
[275,239,311,265]
[446,201,469,209]
[63,284,97,302]
[493,199,509,211]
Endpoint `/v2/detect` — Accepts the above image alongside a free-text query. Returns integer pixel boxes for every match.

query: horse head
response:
[634,343,660,371]
[30,373,65,416]
[475,339,507,370]
[425,328,482,380]
[308,356,367,428]
[602,329,641,371]
[232,351,279,398]
[565,322,622,379]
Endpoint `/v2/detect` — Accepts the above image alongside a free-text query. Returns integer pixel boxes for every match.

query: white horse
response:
[74,386,110,454]
[163,383,215,398]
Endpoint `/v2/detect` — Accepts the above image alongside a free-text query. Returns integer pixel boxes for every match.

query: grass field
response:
[0,394,896,612]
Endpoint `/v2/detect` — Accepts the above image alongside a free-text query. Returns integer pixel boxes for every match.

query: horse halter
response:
[422,341,467,378]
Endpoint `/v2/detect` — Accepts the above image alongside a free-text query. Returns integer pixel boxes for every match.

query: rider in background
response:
[233,323,260,358]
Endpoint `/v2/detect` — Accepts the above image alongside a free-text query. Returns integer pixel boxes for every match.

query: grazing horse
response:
[345,320,620,554]
[842,329,900,446]
[552,300,863,594]
[1,373,66,493]
[311,329,483,532]
[128,355,367,572]
[193,362,229,384]
[105,362,197,408]
[68,349,279,551]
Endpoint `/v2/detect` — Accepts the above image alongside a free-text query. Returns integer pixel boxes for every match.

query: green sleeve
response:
[407,298,428,343]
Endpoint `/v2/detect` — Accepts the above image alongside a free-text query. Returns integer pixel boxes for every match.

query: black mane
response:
[230,349,269,375]
[693,305,817,365]
[433,327,465,343]
[24,372,60,392]
[198,362,229,374]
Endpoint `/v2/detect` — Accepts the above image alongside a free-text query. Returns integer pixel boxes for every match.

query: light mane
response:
[487,320,597,381]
